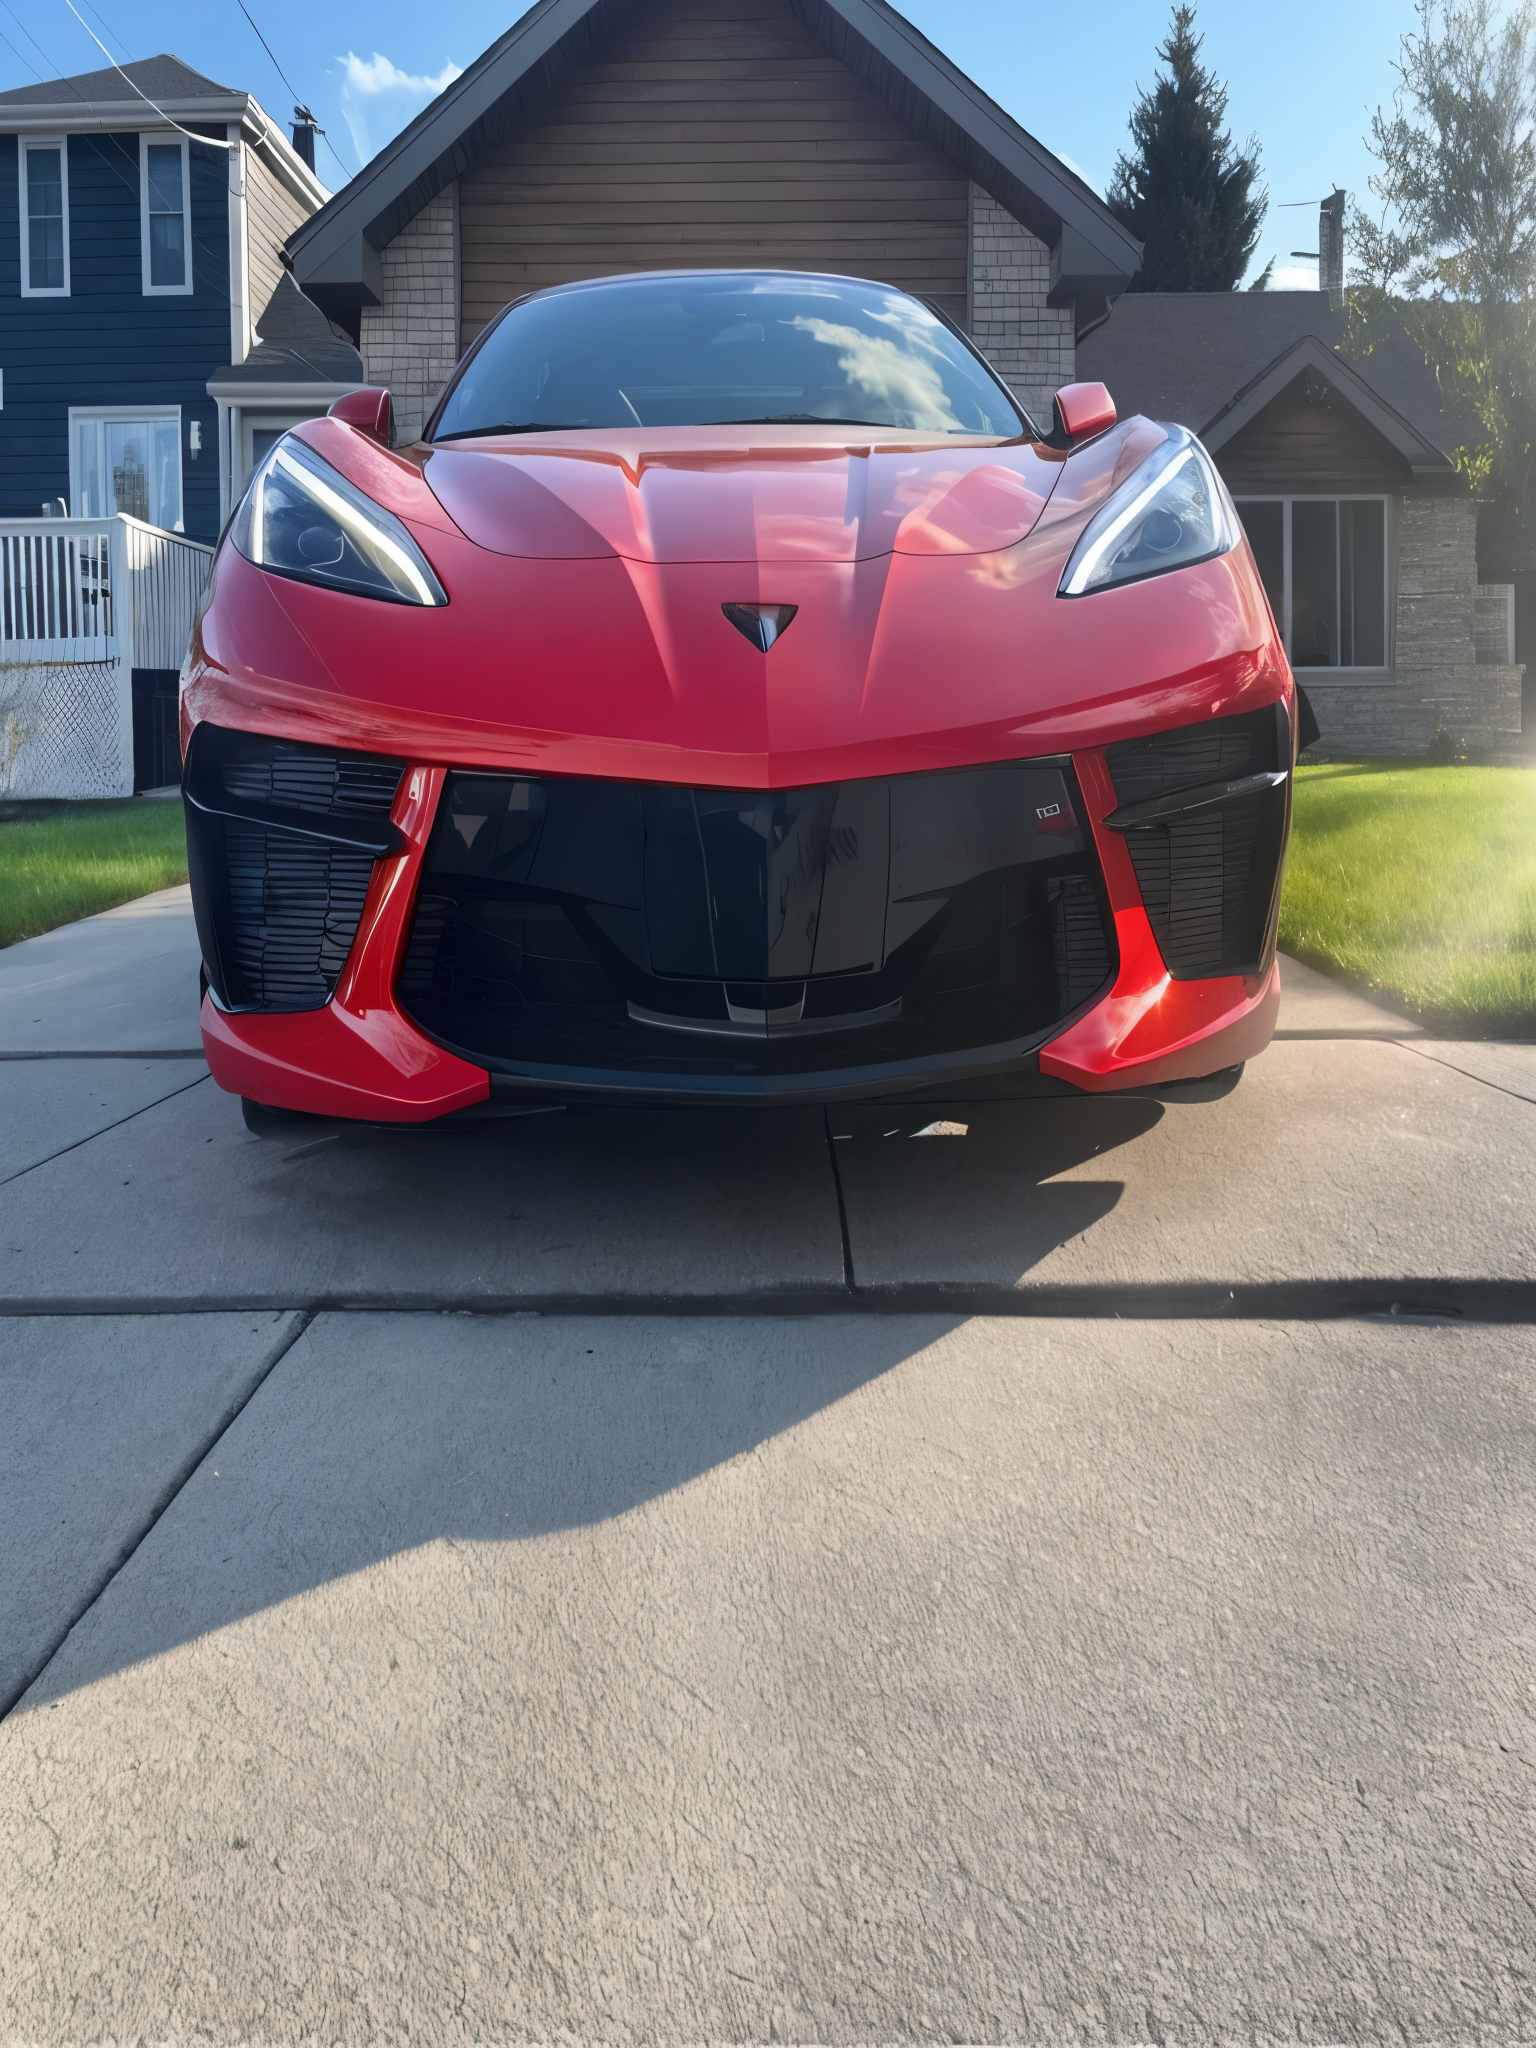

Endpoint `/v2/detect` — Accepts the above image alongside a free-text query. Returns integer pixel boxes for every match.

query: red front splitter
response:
[1040,930,1280,1091]
[1039,745,1283,1091]
[199,759,490,1122]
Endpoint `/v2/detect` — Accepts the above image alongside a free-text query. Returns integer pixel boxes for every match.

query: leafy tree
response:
[1108,4,1266,292]
[1348,0,1536,565]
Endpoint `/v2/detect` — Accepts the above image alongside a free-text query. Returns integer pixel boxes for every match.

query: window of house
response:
[70,409,183,531]
[140,135,190,293]
[21,139,69,296]
[1234,497,1389,669]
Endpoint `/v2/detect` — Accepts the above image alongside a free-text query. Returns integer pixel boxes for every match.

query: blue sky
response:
[4,0,1419,289]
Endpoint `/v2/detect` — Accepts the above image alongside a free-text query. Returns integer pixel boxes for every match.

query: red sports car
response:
[181,269,1294,1125]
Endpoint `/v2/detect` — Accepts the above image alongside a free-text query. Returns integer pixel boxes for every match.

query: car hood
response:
[417,426,1065,563]
[191,413,1284,788]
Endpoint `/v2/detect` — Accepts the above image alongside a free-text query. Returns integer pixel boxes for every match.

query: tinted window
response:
[433,273,1027,440]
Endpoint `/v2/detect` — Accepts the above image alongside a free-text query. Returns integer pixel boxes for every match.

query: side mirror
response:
[328,387,394,446]
[1050,381,1117,447]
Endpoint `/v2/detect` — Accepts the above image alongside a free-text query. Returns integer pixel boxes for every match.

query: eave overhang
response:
[206,376,364,404]
[285,0,1139,321]
[0,93,329,212]
[1200,334,1463,493]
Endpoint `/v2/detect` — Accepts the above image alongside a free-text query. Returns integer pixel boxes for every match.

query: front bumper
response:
[187,707,1290,1118]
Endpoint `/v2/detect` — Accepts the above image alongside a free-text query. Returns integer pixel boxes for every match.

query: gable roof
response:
[1076,291,1465,486]
[0,53,329,210]
[287,0,1141,324]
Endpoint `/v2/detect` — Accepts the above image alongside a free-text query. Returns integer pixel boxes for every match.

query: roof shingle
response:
[1077,291,1463,460]
[0,53,233,108]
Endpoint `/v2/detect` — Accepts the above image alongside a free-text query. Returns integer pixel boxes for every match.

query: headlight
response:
[231,435,447,606]
[1059,427,1239,598]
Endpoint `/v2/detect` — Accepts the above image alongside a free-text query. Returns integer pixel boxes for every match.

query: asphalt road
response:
[2,885,1534,2044]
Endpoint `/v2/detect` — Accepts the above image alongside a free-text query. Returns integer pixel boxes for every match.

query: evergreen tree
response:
[1108,5,1267,292]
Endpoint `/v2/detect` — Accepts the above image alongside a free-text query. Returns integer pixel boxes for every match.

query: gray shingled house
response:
[276,0,1140,451]
[1078,292,1526,757]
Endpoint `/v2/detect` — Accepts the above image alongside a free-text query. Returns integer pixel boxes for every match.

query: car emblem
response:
[722,602,798,652]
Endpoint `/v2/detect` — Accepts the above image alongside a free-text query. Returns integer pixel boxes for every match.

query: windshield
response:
[431,272,1029,440]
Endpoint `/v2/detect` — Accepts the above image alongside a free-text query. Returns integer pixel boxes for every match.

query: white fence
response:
[0,514,213,799]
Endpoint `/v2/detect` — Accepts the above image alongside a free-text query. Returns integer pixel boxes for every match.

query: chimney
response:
[291,106,317,172]
[1319,189,1346,310]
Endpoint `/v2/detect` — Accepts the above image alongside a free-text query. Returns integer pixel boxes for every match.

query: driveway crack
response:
[0,1307,314,1722]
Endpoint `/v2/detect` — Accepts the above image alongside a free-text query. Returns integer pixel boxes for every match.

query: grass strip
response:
[0,798,188,948]
[1280,760,1536,1034]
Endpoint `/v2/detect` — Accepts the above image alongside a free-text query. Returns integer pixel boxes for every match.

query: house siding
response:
[0,130,227,540]
[246,148,312,332]
[360,185,458,445]
[967,184,1072,425]
[1214,378,1411,494]
[456,0,970,348]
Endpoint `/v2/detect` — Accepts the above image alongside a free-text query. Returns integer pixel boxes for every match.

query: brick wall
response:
[360,186,459,446]
[1304,496,1523,755]
[967,185,1073,425]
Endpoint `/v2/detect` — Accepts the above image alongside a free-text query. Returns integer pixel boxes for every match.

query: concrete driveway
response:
[2,885,1534,2043]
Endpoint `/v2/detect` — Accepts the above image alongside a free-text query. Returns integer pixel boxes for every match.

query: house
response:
[0,55,350,545]
[1077,289,1527,756]
[280,0,1142,443]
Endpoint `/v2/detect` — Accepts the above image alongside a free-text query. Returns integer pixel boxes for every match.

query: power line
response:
[233,0,298,104]
[230,0,356,179]
[3,2,233,277]
[0,0,74,86]
[78,0,129,61]
[59,0,236,148]
[0,18,45,81]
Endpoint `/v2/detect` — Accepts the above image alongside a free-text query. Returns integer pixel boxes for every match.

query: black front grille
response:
[185,723,404,1012]
[1104,704,1290,980]
[398,760,1115,1083]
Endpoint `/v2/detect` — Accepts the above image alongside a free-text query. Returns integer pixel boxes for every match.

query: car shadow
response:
[13,1091,1168,1709]
[23,1309,974,1707]
[830,1094,1166,1289]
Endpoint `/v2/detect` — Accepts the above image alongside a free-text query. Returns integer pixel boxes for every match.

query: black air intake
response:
[1103,704,1290,980]
[184,723,404,1012]
[398,760,1116,1083]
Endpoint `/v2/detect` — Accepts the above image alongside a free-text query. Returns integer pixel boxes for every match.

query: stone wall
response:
[360,187,459,446]
[967,185,1073,426]
[1306,495,1524,756]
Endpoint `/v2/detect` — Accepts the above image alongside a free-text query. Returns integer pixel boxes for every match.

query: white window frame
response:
[139,132,191,296]
[1234,493,1394,674]
[19,135,70,298]
[69,404,184,531]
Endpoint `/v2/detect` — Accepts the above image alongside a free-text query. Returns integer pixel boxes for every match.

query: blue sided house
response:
[0,55,361,547]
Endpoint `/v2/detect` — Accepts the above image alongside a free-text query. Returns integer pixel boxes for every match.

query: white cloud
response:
[338,51,464,164]
[1058,153,1102,196]
[789,314,962,431]
[1269,259,1322,291]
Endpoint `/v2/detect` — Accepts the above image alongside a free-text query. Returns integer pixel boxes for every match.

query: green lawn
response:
[2,766,1532,1035]
[1281,761,1536,1034]
[0,797,189,949]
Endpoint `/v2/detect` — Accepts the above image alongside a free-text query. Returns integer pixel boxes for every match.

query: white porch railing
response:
[124,517,216,671]
[0,522,116,664]
[0,514,214,798]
